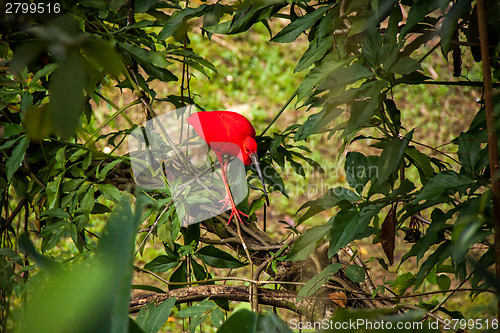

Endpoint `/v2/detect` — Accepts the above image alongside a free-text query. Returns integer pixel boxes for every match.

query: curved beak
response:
[250,153,269,206]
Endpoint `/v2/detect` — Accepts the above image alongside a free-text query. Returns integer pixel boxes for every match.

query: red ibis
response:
[187,111,268,224]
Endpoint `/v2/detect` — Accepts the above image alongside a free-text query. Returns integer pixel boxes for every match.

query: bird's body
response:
[187,111,256,165]
[187,111,268,224]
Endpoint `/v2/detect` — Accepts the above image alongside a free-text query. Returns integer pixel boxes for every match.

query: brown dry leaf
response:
[381,203,397,265]
[328,292,348,308]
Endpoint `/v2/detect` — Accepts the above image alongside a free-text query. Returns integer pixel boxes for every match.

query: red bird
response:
[187,111,268,224]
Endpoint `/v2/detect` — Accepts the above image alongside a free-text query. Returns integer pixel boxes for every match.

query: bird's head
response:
[242,137,269,206]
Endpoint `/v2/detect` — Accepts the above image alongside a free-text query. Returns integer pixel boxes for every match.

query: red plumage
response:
[187,111,256,165]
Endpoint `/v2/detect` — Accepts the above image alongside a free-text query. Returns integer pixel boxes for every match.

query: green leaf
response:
[50,53,86,139]
[80,186,96,213]
[131,284,166,294]
[294,106,343,141]
[159,5,207,39]
[344,265,365,283]
[177,299,216,318]
[295,56,350,103]
[20,91,33,112]
[400,0,443,39]
[296,187,360,224]
[96,184,122,203]
[226,2,285,35]
[169,260,187,289]
[271,5,333,43]
[377,130,414,185]
[286,220,333,261]
[294,7,336,72]
[388,56,422,75]
[19,199,142,333]
[144,255,179,273]
[6,135,29,182]
[196,245,245,268]
[413,170,473,203]
[402,209,448,263]
[2,123,23,138]
[451,195,491,266]
[328,205,380,257]
[136,297,176,333]
[94,199,144,333]
[98,160,121,181]
[119,43,171,68]
[436,274,451,293]
[440,0,473,54]
[406,146,435,183]
[83,38,125,78]
[211,308,225,329]
[343,98,380,136]
[457,132,486,177]
[0,248,21,259]
[415,242,451,289]
[217,309,257,333]
[297,263,343,299]
[390,272,416,295]
[362,29,383,68]
[31,63,59,83]
[345,152,371,194]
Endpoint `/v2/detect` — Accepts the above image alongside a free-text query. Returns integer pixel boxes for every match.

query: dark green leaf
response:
[131,284,166,294]
[377,130,414,185]
[343,98,380,136]
[345,152,371,194]
[50,53,86,139]
[96,184,122,203]
[328,205,380,257]
[436,274,451,292]
[271,5,333,43]
[136,297,176,333]
[362,29,383,68]
[344,265,366,283]
[294,106,343,141]
[159,6,207,40]
[227,2,285,35]
[390,272,416,295]
[82,38,125,78]
[440,0,473,54]
[286,220,333,261]
[452,195,491,265]
[2,123,23,138]
[211,308,225,329]
[388,56,422,75]
[400,0,442,38]
[6,135,29,182]
[457,132,485,177]
[413,170,473,203]
[296,57,350,102]
[297,187,360,224]
[406,146,435,183]
[415,241,451,288]
[144,255,179,273]
[297,263,343,299]
[217,309,257,333]
[196,245,245,268]
[177,299,216,318]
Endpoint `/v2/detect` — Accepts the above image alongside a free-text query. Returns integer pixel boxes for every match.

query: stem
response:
[261,90,297,136]
[85,95,139,145]
[476,0,500,326]
[402,80,500,88]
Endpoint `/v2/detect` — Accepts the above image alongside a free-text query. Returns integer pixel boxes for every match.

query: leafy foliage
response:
[1,0,499,331]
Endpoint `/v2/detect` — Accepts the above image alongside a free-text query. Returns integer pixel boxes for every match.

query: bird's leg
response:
[218,156,248,224]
